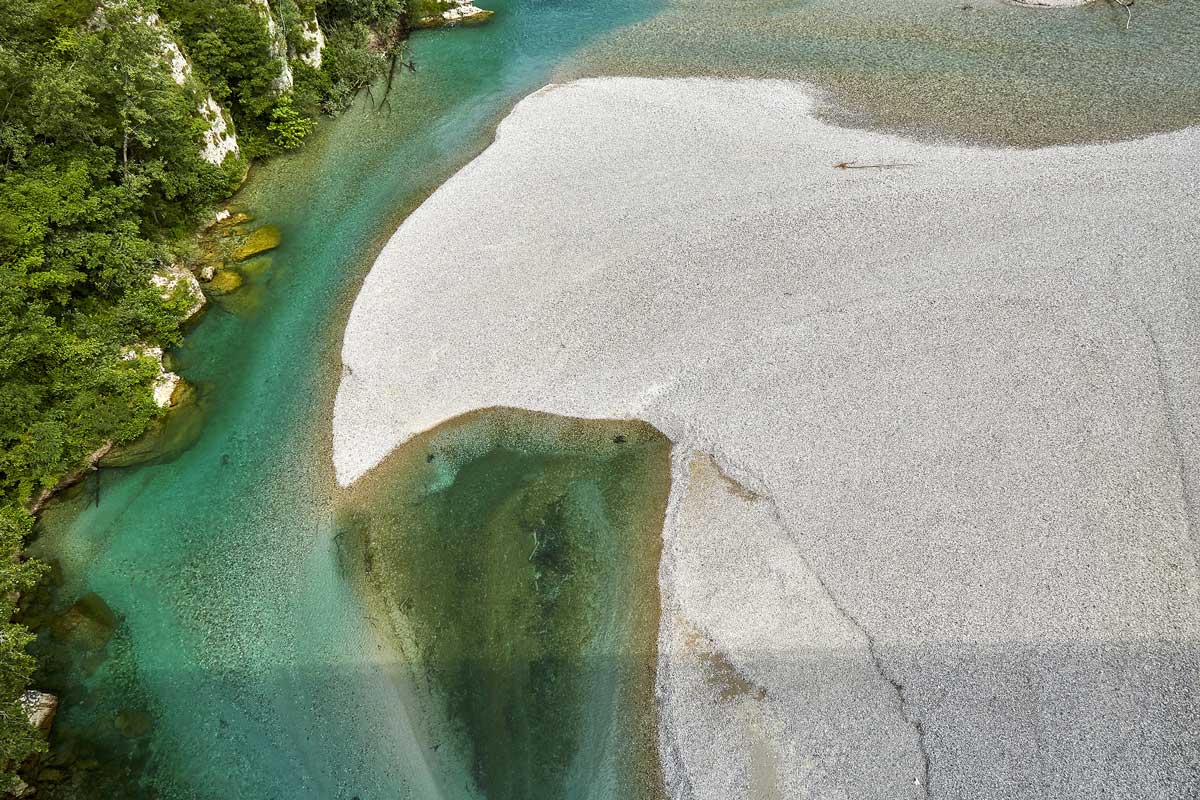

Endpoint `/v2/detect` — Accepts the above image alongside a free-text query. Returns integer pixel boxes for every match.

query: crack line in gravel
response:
[1144,322,1199,551]
[1124,308,1200,585]
[704,452,933,798]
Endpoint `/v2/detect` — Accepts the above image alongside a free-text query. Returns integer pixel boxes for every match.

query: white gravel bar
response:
[334,78,1200,799]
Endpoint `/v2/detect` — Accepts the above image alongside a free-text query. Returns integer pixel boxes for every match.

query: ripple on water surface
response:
[338,409,671,800]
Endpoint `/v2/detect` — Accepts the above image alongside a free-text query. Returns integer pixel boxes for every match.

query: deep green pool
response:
[26,0,1199,797]
[338,410,670,800]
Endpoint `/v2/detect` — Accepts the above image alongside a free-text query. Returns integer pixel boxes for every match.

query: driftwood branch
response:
[1110,0,1133,30]
[379,51,399,112]
[833,161,915,170]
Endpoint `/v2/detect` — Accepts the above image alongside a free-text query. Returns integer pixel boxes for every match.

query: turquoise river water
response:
[25,0,1200,797]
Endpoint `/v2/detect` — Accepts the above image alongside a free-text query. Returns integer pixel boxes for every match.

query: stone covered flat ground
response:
[334,78,1200,798]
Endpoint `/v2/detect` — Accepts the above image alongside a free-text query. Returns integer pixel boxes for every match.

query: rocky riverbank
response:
[413,0,494,28]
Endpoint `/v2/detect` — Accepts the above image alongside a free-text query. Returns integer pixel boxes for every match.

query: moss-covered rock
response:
[37,768,66,783]
[114,709,154,739]
[238,254,273,278]
[207,269,244,294]
[50,593,116,651]
[232,225,281,261]
[102,382,206,469]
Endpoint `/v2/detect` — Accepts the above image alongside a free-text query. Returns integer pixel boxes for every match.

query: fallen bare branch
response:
[1110,0,1133,30]
[833,161,916,170]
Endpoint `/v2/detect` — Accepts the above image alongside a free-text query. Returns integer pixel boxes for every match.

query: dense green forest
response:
[0,0,410,779]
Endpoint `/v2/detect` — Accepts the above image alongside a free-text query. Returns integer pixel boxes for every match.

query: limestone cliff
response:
[252,0,294,93]
[155,18,240,166]
[298,10,326,69]
[91,4,240,167]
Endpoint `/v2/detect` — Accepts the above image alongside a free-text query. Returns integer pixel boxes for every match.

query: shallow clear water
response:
[577,0,1200,146]
[26,0,1199,797]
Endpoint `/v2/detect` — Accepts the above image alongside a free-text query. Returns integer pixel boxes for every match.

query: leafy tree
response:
[0,512,46,774]
[267,93,315,148]
[0,3,222,777]
[160,0,282,126]
[322,0,406,25]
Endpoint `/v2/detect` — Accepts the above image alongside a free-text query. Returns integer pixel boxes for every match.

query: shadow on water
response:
[23,407,674,800]
[21,612,1200,799]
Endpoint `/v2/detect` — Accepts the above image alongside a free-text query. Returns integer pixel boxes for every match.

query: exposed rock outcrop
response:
[441,1,491,22]
[19,692,58,734]
[151,263,206,321]
[154,370,181,408]
[197,95,239,166]
[121,346,181,408]
[252,0,294,94]
[415,0,494,28]
[92,5,240,166]
[162,22,191,84]
[157,22,240,166]
[298,11,325,69]
[7,777,33,798]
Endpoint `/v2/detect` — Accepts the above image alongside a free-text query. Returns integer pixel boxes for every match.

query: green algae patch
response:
[339,407,670,800]
[237,254,273,278]
[232,225,281,261]
[206,269,244,294]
